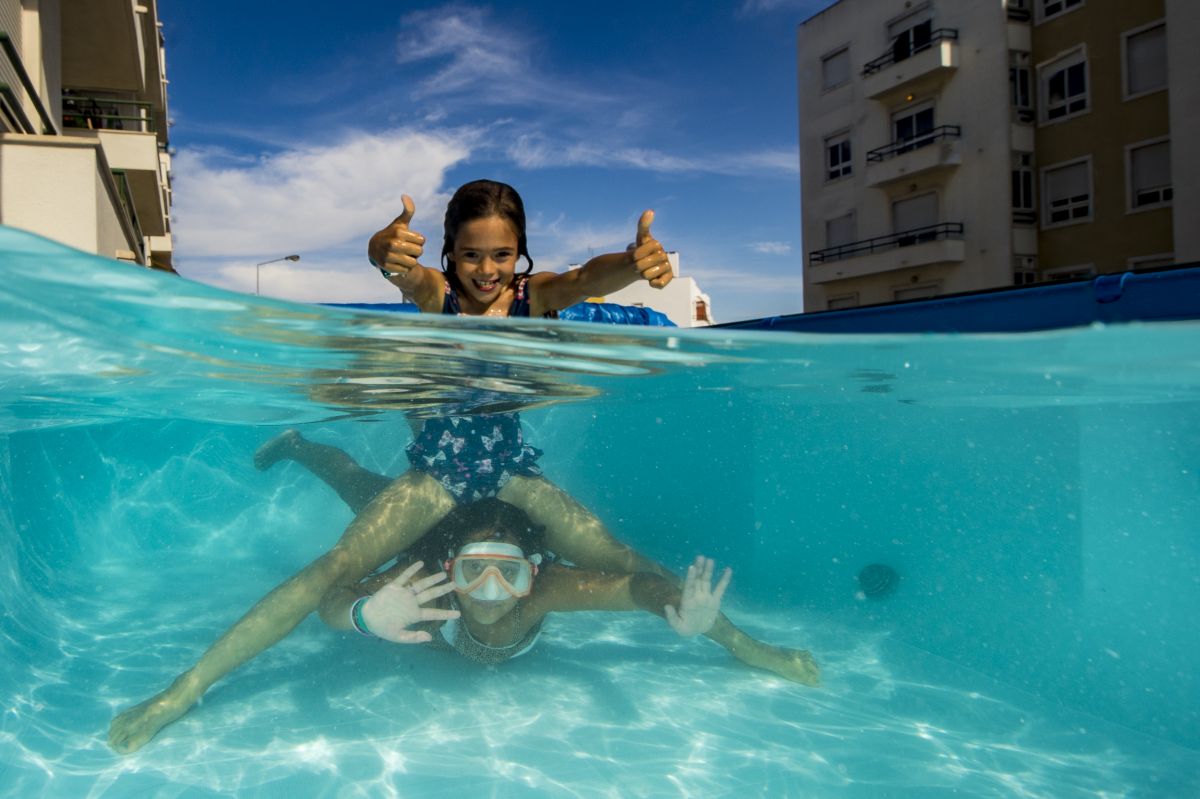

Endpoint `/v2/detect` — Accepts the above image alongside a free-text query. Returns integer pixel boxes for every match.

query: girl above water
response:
[368,178,674,317]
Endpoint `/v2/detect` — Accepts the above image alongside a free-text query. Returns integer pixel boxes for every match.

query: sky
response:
[161,0,831,322]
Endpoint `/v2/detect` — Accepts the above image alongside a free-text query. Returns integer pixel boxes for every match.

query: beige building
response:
[593,252,715,327]
[0,0,173,270]
[797,0,1199,311]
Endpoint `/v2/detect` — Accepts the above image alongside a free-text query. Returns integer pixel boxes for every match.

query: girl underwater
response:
[320,497,820,684]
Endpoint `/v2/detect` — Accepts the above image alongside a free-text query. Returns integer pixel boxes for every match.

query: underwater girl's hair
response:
[411,498,546,564]
[440,180,534,290]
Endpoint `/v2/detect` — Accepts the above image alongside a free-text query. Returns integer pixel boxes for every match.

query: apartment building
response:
[797,0,1199,311]
[0,0,172,270]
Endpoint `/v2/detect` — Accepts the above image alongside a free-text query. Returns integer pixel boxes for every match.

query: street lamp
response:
[255,254,300,295]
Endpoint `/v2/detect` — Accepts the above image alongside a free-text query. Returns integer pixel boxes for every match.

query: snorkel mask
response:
[447,542,538,601]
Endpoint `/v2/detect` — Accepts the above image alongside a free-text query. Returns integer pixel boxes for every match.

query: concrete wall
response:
[799,0,1016,311]
[1033,0,1173,273]
[1165,0,1200,264]
[0,134,135,258]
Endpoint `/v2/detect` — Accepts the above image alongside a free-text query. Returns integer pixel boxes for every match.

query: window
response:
[693,299,711,323]
[1007,0,1032,22]
[1124,22,1166,98]
[1128,253,1174,270]
[888,9,933,65]
[825,133,852,181]
[1128,139,1172,210]
[892,103,936,153]
[1040,49,1088,122]
[822,47,851,91]
[1040,0,1082,22]
[1012,153,1035,224]
[893,192,939,239]
[825,211,856,250]
[1043,159,1091,226]
[1013,255,1038,285]
[894,283,941,301]
[1044,264,1094,281]
[1009,51,1033,122]
[827,293,859,310]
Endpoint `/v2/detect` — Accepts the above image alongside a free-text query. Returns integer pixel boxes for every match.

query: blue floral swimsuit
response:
[404,275,552,503]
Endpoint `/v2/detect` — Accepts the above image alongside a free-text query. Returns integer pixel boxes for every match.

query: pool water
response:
[2,226,1198,797]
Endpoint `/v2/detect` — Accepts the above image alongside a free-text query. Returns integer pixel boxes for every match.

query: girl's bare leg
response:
[498,475,673,580]
[503,477,812,681]
[255,429,393,515]
[107,470,455,754]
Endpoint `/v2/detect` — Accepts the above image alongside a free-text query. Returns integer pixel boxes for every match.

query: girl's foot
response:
[741,640,822,686]
[254,429,303,471]
[107,685,195,754]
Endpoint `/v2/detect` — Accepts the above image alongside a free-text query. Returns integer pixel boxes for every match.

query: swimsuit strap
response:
[507,274,532,318]
[441,279,462,315]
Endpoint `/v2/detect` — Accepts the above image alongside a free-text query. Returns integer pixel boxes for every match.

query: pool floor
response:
[2,556,1196,798]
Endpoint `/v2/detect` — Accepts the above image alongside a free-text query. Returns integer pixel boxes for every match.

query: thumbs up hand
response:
[368,194,427,281]
[627,210,673,289]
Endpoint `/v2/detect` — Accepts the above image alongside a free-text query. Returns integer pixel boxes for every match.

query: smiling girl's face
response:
[450,215,520,312]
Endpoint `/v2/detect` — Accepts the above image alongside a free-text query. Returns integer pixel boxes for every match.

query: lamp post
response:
[255,254,300,295]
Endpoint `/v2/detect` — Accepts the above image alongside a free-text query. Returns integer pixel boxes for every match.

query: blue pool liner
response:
[717,264,1200,333]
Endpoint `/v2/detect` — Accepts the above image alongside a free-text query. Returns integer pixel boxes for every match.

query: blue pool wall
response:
[718,264,1200,333]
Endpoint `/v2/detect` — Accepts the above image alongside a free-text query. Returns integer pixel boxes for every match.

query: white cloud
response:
[507,134,798,178]
[750,241,792,255]
[739,0,826,16]
[526,213,638,272]
[395,6,612,110]
[172,128,475,259]
[196,255,401,304]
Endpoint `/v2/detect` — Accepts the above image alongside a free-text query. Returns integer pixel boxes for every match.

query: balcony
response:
[861,29,959,102]
[808,223,965,283]
[62,93,157,134]
[60,0,146,92]
[1007,0,1032,22]
[865,125,961,186]
[63,94,169,238]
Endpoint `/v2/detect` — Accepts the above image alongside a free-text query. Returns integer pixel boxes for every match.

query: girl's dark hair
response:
[410,498,546,566]
[440,180,534,292]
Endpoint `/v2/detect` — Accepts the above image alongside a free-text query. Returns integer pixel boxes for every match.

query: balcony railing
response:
[1007,0,1032,22]
[862,28,958,76]
[866,125,961,162]
[1,32,57,134]
[810,222,964,265]
[62,93,156,133]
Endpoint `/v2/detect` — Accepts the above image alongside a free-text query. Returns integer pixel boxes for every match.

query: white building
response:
[0,0,173,270]
[592,252,715,327]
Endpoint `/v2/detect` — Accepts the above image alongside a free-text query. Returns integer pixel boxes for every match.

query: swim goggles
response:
[446,542,538,601]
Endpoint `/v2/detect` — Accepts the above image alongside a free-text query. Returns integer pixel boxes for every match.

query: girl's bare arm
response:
[367,194,446,311]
